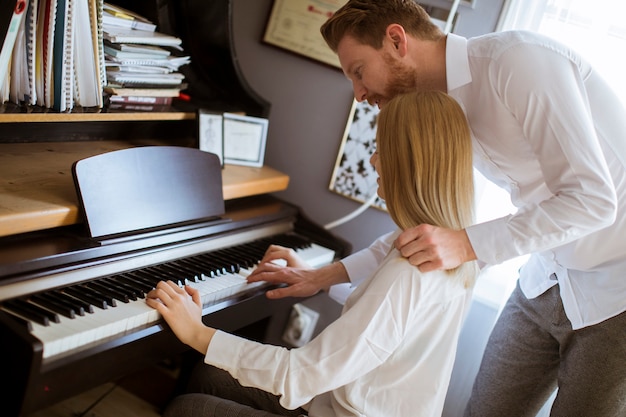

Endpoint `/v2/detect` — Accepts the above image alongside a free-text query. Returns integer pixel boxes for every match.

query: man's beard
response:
[378,52,439,102]
[385,55,418,99]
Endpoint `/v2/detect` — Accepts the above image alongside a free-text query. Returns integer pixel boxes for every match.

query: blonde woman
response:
[147,91,478,417]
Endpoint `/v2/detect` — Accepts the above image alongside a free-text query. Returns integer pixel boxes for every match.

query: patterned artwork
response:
[329,100,387,211]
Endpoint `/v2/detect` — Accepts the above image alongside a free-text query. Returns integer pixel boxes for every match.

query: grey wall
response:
[231,0,505,253]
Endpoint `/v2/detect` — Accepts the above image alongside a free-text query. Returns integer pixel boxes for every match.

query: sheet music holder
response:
[72,146,226,240]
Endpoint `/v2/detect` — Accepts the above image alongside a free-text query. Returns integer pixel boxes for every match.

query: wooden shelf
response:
[0,141,289,237]
[0,111,197,123]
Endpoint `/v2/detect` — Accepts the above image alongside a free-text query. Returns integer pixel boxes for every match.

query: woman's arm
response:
[146,281,216,353]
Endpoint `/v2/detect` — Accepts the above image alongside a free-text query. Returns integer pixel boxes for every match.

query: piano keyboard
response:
[1,233,335,360]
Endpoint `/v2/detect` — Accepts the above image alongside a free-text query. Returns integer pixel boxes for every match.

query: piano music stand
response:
[72,146,225,240]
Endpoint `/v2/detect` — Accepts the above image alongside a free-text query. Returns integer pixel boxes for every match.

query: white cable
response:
[324,192,379,230]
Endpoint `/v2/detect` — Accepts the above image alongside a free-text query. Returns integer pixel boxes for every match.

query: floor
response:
[27,363,178,417]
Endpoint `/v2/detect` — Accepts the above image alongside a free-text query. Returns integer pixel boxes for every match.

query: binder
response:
[37,0,57,108]
[0,0,27,90]
[24,0,38,105]
[52,0,75,111]
[90,0,106,91]
[73,0,101,107]
[9,4,27,104]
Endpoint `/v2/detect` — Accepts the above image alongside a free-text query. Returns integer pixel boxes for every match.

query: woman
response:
[146,90,478,417]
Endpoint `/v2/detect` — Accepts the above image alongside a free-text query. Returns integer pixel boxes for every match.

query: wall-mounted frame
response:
[329,100,387,211]
[223,113,269,168]
[198,109,224,166]
[262,0,343,68]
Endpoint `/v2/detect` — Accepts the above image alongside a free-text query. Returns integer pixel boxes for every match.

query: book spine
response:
[95,0,105,88]
[108,94,172,104]
[62,0,74,108]
[25,0,37,105]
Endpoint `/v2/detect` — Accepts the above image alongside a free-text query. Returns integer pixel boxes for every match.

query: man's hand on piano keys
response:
[146,281,216,354]
[247,245,350,299]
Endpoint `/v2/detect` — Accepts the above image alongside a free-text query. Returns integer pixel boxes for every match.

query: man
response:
[248,1,626,416]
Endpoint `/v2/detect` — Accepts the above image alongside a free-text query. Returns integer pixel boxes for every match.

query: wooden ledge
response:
[0,141,289,237]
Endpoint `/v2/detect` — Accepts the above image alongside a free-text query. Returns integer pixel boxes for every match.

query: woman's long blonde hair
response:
[377,91,477,285]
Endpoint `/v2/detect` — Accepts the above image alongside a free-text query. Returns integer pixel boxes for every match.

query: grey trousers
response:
[163,362,308,417]
[464,281,626,417]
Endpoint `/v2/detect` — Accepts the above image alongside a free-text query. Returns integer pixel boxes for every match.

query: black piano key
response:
[49,290,92,314]
[162,261,199,282]
[181,257,216,279]
[147,265,180,282]
[78,284,118,307]
[220,246,254,269]
[63,287,108,310]
[0,308,33,331]
[101,277,141,300]
[176,256,210,278]
[213,244,257,270]
[211,250,240,273]
[16,298,61,323]
[126,270,161,287]
[156,262,191,282]
[192,254,226,276]
[274,233,312,250]
[30,294,76,319]
[3,299,53,326]
[238,241,268,261]
[35,292,85,316]
[113,274,152,295]
[176,259,206,281]
[195,254,228,276]
[133,268,172,287]
[129,271,163,290]
[85,281,130,303]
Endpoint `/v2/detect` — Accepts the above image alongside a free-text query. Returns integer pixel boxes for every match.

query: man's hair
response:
[321,0,444,52]
[377,91,476,282]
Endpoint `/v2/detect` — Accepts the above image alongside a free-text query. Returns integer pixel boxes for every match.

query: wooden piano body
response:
[0,1,351,415]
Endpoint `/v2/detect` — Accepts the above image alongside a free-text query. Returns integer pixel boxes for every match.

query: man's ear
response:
[386,24,408,56]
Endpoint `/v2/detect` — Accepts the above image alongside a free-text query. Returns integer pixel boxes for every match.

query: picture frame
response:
[262,0,343,69]
[198,109,224,166]
[329,100,387,211]
[223,113,269,168]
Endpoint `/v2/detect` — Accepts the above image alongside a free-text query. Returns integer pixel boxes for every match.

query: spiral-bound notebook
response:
[106,71,184,86]
[73,0,102,107]
[52,0,73,111]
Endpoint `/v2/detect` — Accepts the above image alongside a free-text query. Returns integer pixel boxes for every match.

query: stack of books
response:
[0,0,107,111]
[102,2,190,111]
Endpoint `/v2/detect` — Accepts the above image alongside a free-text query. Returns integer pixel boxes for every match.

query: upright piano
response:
[0,1,351,415]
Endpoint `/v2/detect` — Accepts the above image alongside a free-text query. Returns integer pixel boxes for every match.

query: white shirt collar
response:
[445,33,472,92]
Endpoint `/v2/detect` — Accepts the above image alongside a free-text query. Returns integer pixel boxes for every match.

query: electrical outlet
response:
[282,303,319,347]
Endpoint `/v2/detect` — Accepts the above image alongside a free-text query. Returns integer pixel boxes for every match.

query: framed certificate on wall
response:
[263,0,345,68]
